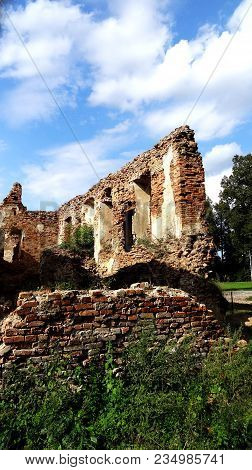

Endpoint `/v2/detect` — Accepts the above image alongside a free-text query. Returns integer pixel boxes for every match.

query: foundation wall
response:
[0,286,223,377]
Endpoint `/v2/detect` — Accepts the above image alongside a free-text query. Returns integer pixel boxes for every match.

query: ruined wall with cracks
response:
[0,126,209,277]
[0,285,224,377]
[58,125,207,275]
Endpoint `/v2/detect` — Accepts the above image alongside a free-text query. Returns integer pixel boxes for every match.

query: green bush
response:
[0,358,104,450]
[60,224,94,256]
[0,334,251,450]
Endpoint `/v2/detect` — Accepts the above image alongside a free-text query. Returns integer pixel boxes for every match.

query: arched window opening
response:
[84,199,94,225]
[4,227,23,263]
[64,216,72,242]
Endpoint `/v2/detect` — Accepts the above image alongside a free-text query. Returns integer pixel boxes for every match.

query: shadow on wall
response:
[0,254,39,302]
[40,248,102,290]
[103,260,228,319]
[0,251,227,319]
[0,229,4,259]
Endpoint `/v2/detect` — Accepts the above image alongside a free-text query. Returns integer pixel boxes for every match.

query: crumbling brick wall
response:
[0,126,210,278]
[58,125,208,274]
[0,183,58,265]
[0,285,223,377]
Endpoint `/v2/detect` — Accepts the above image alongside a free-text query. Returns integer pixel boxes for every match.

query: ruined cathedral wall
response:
[57,195,88,245]
[170,139,206,235]
[1,210,58,264]
[14,211,59,262]
[57,126,207,273]
[0,126,208,274]
[0,183,59,264]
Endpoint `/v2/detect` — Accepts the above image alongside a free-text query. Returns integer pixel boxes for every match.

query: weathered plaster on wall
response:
[162,146,182,238]
[0,126,209,277]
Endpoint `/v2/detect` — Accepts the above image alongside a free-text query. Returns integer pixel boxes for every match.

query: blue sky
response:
[0,0,251,209]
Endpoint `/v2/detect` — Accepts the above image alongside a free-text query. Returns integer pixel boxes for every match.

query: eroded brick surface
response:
[0,126,224,373]
[0,286,224,376]
[0,126,210,277]
[0,183,58,264]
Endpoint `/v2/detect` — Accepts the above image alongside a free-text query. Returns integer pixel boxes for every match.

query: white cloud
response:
[85,0,171,110]
[86,0,252,140]
[0,0,171,125]
[22,122,134,208]
[140,2,252,139]
[204,141,243,202]
[1,0,252,141]
[0,0,92,125]
[205,168,233,203]
[204,142,242,175]
[0,140,7,152]
[103,119,131,135]
[228,0,252,31]
[2,80,57,126]
[0,0,88,80]
[143,101,241,141]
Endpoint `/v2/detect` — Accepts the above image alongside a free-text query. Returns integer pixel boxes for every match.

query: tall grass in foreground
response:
[0,333,251,450]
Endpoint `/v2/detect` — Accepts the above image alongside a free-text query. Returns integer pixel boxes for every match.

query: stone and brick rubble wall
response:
[10,211,58,262]
[0,182,58,264]
[0,126,211,277]
[58,126,206,233]
[57,126,208,272]
[0,286,224,378]
[0,302,11,343]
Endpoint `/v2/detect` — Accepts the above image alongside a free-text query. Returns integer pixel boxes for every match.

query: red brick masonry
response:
[0,126,210,276]
[0,285,223,376]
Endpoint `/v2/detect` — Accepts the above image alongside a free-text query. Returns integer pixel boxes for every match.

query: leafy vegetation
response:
[0,333,251,450]
[206,154,252,281]
[60,224,94,256]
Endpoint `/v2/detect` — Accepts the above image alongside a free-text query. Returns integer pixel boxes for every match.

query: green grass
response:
[217,281,252,291]
[0,333,252,450]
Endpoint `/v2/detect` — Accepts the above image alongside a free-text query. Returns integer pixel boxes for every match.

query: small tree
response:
[208,154,252,281]
[60,224,94,256]
[73,225,94,255]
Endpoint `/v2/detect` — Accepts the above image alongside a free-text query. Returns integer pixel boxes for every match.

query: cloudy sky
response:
[0,0,251,209]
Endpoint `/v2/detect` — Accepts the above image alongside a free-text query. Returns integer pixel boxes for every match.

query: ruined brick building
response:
[0,125,212,278]
[0,126,227,375]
